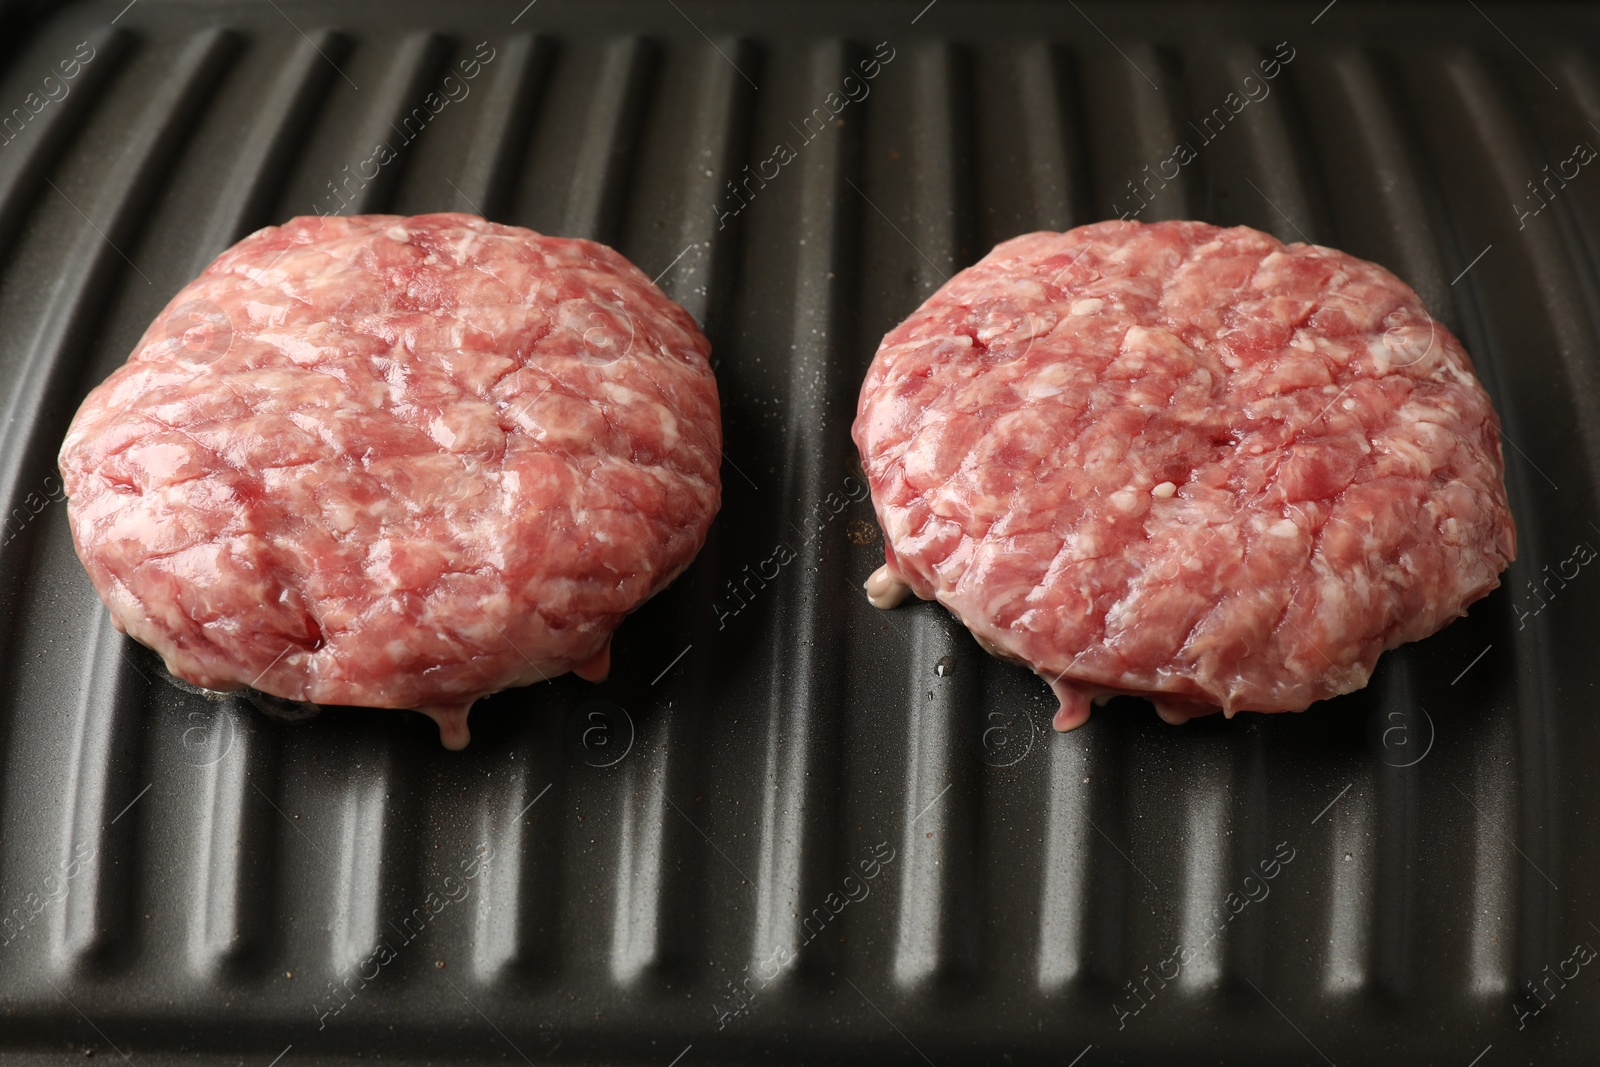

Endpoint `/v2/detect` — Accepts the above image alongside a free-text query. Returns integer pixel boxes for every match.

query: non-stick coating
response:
[0,2,1595,1064]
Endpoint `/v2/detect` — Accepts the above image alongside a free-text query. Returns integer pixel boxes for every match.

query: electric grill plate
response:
[0,2,1596,1064]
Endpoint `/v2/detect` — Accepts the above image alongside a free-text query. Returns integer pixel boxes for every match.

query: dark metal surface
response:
[1,1,1598,1063]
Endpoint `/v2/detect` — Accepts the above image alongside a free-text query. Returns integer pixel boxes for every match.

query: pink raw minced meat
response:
[853,219,1515,730]
[60,212,721,748]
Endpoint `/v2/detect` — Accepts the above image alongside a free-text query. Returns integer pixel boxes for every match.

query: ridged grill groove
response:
[0,5,1592,1063]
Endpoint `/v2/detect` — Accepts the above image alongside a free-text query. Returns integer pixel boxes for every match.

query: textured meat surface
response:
[854,220,1515,727]
[60,213,721,745]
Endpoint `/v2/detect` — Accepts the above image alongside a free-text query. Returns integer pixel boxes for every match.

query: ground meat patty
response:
[59,212,721,748]
[854,219,1515,730]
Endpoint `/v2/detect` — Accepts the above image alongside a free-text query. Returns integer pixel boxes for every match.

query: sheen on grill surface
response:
[0,2,1594,1065]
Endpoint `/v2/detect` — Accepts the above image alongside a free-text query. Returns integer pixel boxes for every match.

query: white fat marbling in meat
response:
[60,213,721,747]
[854,220,1515,730]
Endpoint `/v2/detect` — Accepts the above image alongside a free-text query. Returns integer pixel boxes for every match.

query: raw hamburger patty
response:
[854,219,1515,730]
[59,212,721,748]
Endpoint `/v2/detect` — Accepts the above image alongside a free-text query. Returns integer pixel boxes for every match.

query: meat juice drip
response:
[571,639,611,682]
[1151,699,1196,726]
[1048,677,1094,732]
[59,214,724,731]
[864,563,912,609]
[863,555,1095,731]
[862,552,1230,732]
[419,703,473,750]
[852,222,1514,731]
[1151,695,1225,724]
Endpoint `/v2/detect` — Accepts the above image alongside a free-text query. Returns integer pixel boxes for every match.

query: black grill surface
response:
[1,2,1598,1064]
